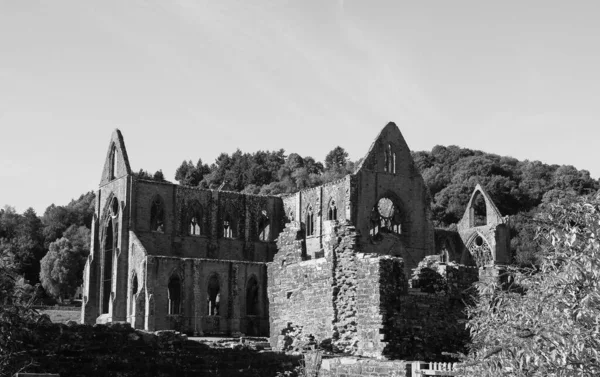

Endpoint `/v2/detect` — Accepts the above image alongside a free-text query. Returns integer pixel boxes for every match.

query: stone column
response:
[82,213,100,324]
[192,260,204,336]
[144,256,156,331]
[229,262,242,336]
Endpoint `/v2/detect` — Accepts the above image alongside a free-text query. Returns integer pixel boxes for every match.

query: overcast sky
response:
[1,0,599,214]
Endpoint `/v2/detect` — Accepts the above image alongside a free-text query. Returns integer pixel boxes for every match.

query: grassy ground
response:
[40,309,81,323]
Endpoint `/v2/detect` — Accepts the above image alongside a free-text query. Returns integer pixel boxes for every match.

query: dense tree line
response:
[0,192,94,304]
[173,146,356,195]
[0,143,597,302]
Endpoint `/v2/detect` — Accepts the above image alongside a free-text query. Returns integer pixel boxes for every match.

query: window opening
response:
[187,202,203,236]
[207,275,220,316]
[306,206,315,236]
[223,216,236,238]
[102,219,114,314]
[384,144,394,173]
[130,274,138,315]
[328,200,337,221]
[257,210,270,241]
[111,197,119,217]
[471,192,487,227]
[246,277,259,315]
[150,197,165,232]
[110,145,118,180]
[369,197,402,240]
[168,275,181,315]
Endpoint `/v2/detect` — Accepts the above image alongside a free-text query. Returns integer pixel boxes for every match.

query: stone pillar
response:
[111,210,129,321]
[229,263,242,336]
[144,257,156,331]
[82,213,100,324]
[193,260,204,336]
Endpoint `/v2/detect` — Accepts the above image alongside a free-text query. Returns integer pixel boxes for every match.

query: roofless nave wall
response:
[82,122,510,359]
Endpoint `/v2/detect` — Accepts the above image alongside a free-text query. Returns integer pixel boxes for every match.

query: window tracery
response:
[369,197,402,240]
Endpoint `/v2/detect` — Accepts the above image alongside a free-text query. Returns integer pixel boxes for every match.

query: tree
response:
[324,146,349,173]
[39,227,89,301]
[460,196,600,376]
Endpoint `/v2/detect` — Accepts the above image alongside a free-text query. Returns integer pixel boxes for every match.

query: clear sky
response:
[1,0,599,215]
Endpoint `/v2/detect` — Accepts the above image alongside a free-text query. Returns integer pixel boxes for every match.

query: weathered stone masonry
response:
[82,129,281,336]
[83,122,511,361]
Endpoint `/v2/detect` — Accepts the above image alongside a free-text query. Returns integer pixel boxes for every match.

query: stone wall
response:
[355,254,406,358]
[269,220,470,361]
[8,321,300,377]
[268,221,336,349]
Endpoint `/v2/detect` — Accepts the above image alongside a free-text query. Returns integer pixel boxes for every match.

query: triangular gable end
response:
[458,184,504,229]
[354,122,416,176]
[99,129,132,185]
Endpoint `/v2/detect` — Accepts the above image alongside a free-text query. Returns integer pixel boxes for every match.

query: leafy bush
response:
[460,196,600,376]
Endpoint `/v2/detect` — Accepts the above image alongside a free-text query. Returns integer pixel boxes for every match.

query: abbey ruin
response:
[82,122,510,360]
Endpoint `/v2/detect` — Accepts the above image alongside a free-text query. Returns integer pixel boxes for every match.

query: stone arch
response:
[245,275,260,316]
[467,232,493,268]
[206,273,221,316]
[150,195,166,232]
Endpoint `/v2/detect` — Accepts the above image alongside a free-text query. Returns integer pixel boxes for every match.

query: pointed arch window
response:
[470,191,487,227]
[207,275,220,316]
[150,196,165,232]
[257,210,270,242]
[130,274,139,316]
[306,205,315,236]
[102,218,115,314]
[110,145,118,180]
[328,200,337,221]
[168,275,181,315]
[246,277,259,316]
[383,144,396,174]
[188,202,204,236]
[223,214,237,239]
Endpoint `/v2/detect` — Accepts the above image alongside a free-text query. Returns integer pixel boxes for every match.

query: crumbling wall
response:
[329,222,360,354]
[268,221,335,350]
[355,255,406,358]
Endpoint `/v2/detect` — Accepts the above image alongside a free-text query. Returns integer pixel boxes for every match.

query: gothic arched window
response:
[110,145,118,180]
[257,210,270,242]
[207,275,220,316]
[168,275,181,315]
[150,196,165,232]
[188,202,203,236]
[223,214,237,239]
[328,200,337,221]
[306,205,315,236]
[383,144,396,173]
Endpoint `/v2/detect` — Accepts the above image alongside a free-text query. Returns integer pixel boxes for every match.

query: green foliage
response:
[133,169,168,182]
[324,146,349,173]
[459,197,600,376]
[40,225,90,300]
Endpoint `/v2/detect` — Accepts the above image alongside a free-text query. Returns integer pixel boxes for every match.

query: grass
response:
[40,309,81,324]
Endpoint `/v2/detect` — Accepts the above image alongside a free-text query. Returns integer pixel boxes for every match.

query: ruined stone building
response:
[82,122,510,359]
